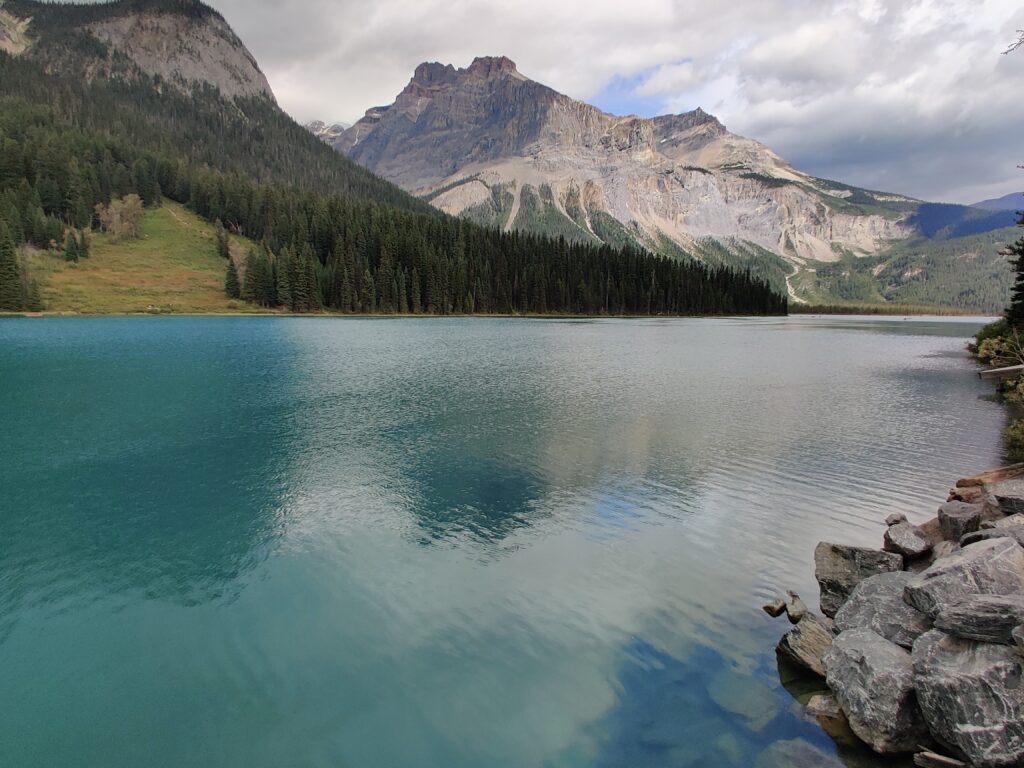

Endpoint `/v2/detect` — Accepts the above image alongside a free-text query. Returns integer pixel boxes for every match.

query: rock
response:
[777,614,834,678]
[913,629,1024,767]
[949,485,986,504]
[934,595,1024,645]
[1013,625,1024,656]
[806,693,860,748]
[834,572,932,649]
[996,513,1024,528]
[987,477,1024,516]
[763,598,786,618]
[887,512,909,526]
[754,738,844,768]
[707,667,780,732]
[814,542,904,618]
[885,521,933,558]
[785,591,808,624]
[914,751,969,767]
[931,541,960,561]
[823,628,930,754]
[960,527,1024,548]
[903,538,1024,618]
[938,502,984,541]
[918,516,945,546]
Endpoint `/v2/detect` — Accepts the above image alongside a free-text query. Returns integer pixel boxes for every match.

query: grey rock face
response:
[913,630,1024,767]
[904,538,1024,618]
[777,614,834,677]
[1014,625,1024,655]
[814,542,904,617]
[834,572,932,649]
[885,522,933,558]
[934,595,1024,645]
[823,628,930,753]
[987,477,1024,516]
[887,512,910,526]
[960,527,1024,547]
[938,502,984,541]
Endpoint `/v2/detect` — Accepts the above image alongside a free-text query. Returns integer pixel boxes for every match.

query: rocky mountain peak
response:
[4,0,275,102]
[465,55,519,78]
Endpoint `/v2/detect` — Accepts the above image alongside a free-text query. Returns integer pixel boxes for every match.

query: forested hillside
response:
[0,0,784,316]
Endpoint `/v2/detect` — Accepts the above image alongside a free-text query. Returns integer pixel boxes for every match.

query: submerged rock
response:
[823,628,930,754]
[913,629,1024,767]
[885,521,933,558]
[834,571,932,649]
[754,738,844,768]
[707,667,780,732]
[806,693,860,748]
[904,538,1024,618]
[814,542,903,618]
[777,613,834,677]
[938,502,984,541]
[934,595,1024,645]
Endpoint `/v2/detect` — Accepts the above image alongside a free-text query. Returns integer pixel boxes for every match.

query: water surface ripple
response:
[0,316,1004,767]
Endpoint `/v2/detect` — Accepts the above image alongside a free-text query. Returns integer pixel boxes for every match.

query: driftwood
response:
[956,464,1024,488]
[913,751,967,767]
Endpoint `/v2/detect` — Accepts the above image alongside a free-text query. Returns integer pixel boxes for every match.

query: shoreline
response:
[0,311,996,320]
[768,464,1024,767]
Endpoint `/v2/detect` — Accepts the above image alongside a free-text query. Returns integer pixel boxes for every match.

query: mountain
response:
[306,120,351,144]
[973,192,1024,212]
[332,57,913,263]
[3,0,273,101]
[327,56,1019,311]
[0,3,783,317]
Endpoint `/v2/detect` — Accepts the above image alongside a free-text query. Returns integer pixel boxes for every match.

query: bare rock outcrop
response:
[903,538,1024,618]
[913,630,1024,767]
[814,542,903,617]
[823,628,930,754]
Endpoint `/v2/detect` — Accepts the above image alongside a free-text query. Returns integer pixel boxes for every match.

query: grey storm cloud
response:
[201,0,1024,203]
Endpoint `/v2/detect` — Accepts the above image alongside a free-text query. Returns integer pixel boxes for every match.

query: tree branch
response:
[1005,30,1024,54]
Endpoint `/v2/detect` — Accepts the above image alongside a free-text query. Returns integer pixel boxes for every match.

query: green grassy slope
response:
[24,202,260,314]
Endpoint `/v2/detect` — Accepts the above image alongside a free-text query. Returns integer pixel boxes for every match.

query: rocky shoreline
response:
[769,465,1024,768]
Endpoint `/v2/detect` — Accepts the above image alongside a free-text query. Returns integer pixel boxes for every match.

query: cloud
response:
[206,0,1024,202]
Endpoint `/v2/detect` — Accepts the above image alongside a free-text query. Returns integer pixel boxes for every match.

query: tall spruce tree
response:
[225,257,241,299]
[1007,220,1024,326]
[0,220,24,311]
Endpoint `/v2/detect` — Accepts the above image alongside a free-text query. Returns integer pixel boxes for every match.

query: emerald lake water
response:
[0,316,1006,768]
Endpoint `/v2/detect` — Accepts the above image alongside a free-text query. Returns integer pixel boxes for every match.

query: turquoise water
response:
[0,316,1005,767]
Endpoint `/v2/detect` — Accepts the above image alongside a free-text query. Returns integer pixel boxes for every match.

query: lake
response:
[0,315,1005,767]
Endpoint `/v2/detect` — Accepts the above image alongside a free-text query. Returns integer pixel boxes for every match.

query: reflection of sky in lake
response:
[0,315,1002,767]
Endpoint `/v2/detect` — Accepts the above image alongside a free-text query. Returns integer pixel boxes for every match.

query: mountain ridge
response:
[326,56,917,272]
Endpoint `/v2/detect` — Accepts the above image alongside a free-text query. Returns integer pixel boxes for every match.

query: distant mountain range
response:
[307,56,1021,310]
[973,192,1024,212]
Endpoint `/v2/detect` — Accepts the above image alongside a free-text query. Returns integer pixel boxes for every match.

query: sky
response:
[203,0,1024,204]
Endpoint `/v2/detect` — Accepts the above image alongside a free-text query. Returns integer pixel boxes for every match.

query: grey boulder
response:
[814,542,904,618]
[823,628,930,754]
[987,477,1024,516]
[885,521,933,558]
[777,613,834,677]
[934,595,1024,645]
[755,738,844,768]
[961,527,1024,548]
[834,571,932,649]
[938,502,984,541]
[903,538,1024,618]
[913,629,1024,767]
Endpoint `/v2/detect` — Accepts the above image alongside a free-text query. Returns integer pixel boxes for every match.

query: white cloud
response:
[208,0,1024,202]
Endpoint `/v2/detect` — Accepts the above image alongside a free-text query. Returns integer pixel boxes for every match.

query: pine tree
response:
[1007,232,1024,327]
[214,219,230,259]
[0,221,24,311]
[225,257,241,299]
[64,230,80,262]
